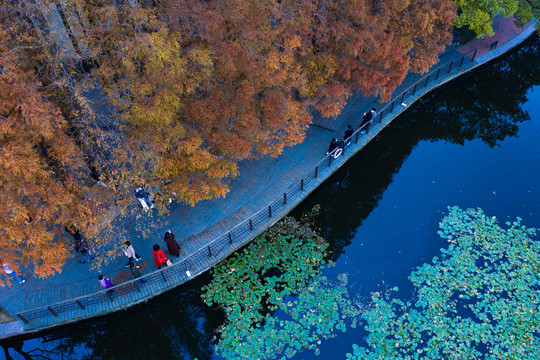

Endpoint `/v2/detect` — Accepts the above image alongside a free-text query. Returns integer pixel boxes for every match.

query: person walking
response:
[327,138,344,158]
[164,230,181,257]
[344,125,354,145]
[370,107,377,119]
[123,241,141,268]
[152,244,169,269]
[98,274,114,289]
[98,275,115,299]
[360,109,373,134]
[3,263,25,284]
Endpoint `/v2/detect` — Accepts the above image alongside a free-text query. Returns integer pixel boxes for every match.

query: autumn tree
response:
[166,0,456,110]
[86,0,457,206]
[285,0,457,102]
[0,6,126,282]
[0,28,82,281]
[0,0,459,278]
[81,0,309,205]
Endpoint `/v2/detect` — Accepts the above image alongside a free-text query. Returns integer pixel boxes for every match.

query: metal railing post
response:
[459,55,465,67]
[76,300,85,310]
[17,314,29,324]
[435,68,441,80]
[378,111,383,123]
[268,205,272,218]
[315,165,319,178]
[412,83,418,95]
[447,61,453,74]
[283,192,287,204]
[47,306,58,317]
[300,179,304,191]
[355,132,359,144]
[329,155,332,167]
[249,219,253,231]
[424,75,430,88]
[208,246,212,257]
[390,101,395,112]
[161,271,167,283]
[228,233,233,244]
[471,48,478,62]
[401,92,406,104]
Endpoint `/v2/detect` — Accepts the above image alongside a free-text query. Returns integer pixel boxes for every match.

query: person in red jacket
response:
[152,244,169,269]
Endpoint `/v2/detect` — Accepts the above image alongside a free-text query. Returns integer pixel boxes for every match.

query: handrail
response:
[11,23,536,327]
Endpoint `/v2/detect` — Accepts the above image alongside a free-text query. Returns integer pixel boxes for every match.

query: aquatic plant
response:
[347,206,540,359]
[202,208,360,359]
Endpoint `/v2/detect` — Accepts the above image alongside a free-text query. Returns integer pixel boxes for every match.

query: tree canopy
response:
[0,26,96,280]
[82,0,457,203]
[1,0,458,277]
[454,0,539,37]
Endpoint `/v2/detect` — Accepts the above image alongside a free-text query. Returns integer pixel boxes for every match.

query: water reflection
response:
[425,39,539,147]
[1,275,221,359]
[294,34,540,261]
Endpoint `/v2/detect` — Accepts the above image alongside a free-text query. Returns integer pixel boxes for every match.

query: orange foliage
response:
[0,0,457,277]
[0,30,88,281]
[85,0,456,205]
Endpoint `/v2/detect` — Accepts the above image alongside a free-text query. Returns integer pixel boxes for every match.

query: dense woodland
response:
[0,0,538,280]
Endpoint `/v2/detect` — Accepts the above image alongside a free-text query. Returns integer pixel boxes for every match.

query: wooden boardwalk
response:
[0,16,536,339]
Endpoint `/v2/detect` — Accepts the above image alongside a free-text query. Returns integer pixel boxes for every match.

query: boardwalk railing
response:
[10,32,528,329]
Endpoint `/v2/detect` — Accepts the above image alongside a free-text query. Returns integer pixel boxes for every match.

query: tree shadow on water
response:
[293,34,540,262]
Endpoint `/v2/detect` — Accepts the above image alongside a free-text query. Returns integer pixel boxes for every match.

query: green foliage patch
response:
[348,206,540,359]
[202,207,360,359]
[454,0,539,37]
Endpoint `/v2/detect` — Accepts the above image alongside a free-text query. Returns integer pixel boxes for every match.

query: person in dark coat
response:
[66,223,95,263]
[360,109,373,134]
[164,230,181,257]
[327,138,339,154]
[327,138,345,158]
[344,125,354,145]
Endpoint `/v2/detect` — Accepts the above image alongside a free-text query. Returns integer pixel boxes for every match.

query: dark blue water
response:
[2,34,539,360]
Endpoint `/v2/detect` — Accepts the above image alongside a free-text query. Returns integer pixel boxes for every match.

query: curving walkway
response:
[0,16,537,339]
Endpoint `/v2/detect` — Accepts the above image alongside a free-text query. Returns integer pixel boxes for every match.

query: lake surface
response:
[2,34,539,360]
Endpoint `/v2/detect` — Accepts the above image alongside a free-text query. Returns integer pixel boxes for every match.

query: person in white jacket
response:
[123,241,141,269]
[3,263,25,283]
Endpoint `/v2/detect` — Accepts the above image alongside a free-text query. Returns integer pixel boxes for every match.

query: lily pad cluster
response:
[348,206,540,359]
[202,208,360,359]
